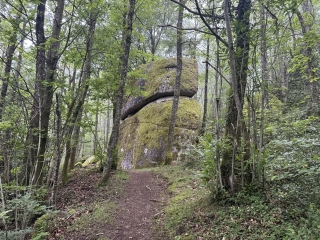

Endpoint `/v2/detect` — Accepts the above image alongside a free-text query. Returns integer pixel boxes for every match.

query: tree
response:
[296,0,319,114]
[101,0,136,183]
[199,38,210,136]
[22,0,65,185]
[61,0,97,184]
[0,7,21,183]
[170,0,252,194]
[222,0,252,193]
[165,0,184,164]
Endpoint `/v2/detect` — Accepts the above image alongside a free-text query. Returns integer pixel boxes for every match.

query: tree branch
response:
[194,0,229,48]
[170,0,224,19]
[159,24,213,35]
[204,61,230,85]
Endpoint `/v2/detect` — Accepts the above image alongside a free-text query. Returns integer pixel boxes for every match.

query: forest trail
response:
[104,171,167,240]
[53,168,168,240]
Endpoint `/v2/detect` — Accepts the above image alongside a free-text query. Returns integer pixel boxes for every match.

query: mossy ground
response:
[151,155,320,240]
[152,163,213,239]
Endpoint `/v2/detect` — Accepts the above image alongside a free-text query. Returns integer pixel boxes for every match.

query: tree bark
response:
[101,0,136,183]
[24,0,48,185]
[69,114,82,170]
[258,4,268,182]
[23,0,65,185]
[165,0,184,164]
[221,0,252,193]
[214,38,223,190]
[0,30,18,184]
[296,3,319,114]
[51,93,62,205]
[199,38,210,136]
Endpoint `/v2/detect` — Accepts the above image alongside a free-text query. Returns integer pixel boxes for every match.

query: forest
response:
[0,0,320,239]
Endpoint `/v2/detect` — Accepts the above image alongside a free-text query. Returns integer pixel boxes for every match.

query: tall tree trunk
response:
[296,2,318,114]
[258,4,268,183]
[51,93,62,205]
[199,38,210,136]
[24,0,65,185]
[62,10,96,184]
[214,38,223,190]
[69,115,82,170]
[105,100,111,148]
[221,0,252,194]
[260,4,269,107]
[24,0,48,185]
[93,103,99,154]
[165,0,184,165]
[101,0,136,183]
[0,32,18,183]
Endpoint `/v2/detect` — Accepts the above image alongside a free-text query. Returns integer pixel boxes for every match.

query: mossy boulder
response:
[81,155,99,167]
[118,97,201,169]
[121,58,198,120]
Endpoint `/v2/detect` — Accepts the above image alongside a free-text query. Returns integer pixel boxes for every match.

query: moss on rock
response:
[81,155,99,167]
[32,212,57,239]
[144,58,198,97]
[118,97,201,169]
[121,58,198,120]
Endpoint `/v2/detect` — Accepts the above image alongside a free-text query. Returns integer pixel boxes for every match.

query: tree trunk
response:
[221,0,252,194]
[165,0,184,165]
[69,110,83,171]
[25,0,65,185]
[260,4,269,107]
[105,100,111,148]
[101,0,136,183]
[24,0,48,185]
[199,38,210,136]
[258,4,268,183]
[296,4,319,114]
[93,103,99,154]
[51,93,62,205]
[214,38,223,190]
[0,32,18,183]
[61,8,96,183]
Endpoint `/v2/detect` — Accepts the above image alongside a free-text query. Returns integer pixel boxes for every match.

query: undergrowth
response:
[151,107,320,239]
[32,167,129,239]
[154,159,320,239]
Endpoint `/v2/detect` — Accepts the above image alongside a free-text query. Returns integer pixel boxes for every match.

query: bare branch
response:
[204,61,230,85]
[194,0,229,48]
[159,24,212,35]
[170,0,224,19]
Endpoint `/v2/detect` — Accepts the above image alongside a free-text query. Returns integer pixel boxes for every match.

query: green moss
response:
[128,58,198,98]
[153,164,211,239]
[119,57,200,169]
[81,156,99,167]
[118,98,201,169]
[68,200,116,233]
[32,212,57,239]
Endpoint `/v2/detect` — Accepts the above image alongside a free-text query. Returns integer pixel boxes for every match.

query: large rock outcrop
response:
[118,58,201,169]
[121,58,198,120]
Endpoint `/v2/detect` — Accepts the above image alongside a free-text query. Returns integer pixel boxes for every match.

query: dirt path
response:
[51,168,167,240]
[105,171,167,240]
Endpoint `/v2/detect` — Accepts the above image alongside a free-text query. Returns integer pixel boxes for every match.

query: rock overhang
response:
[121,58,198,120]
